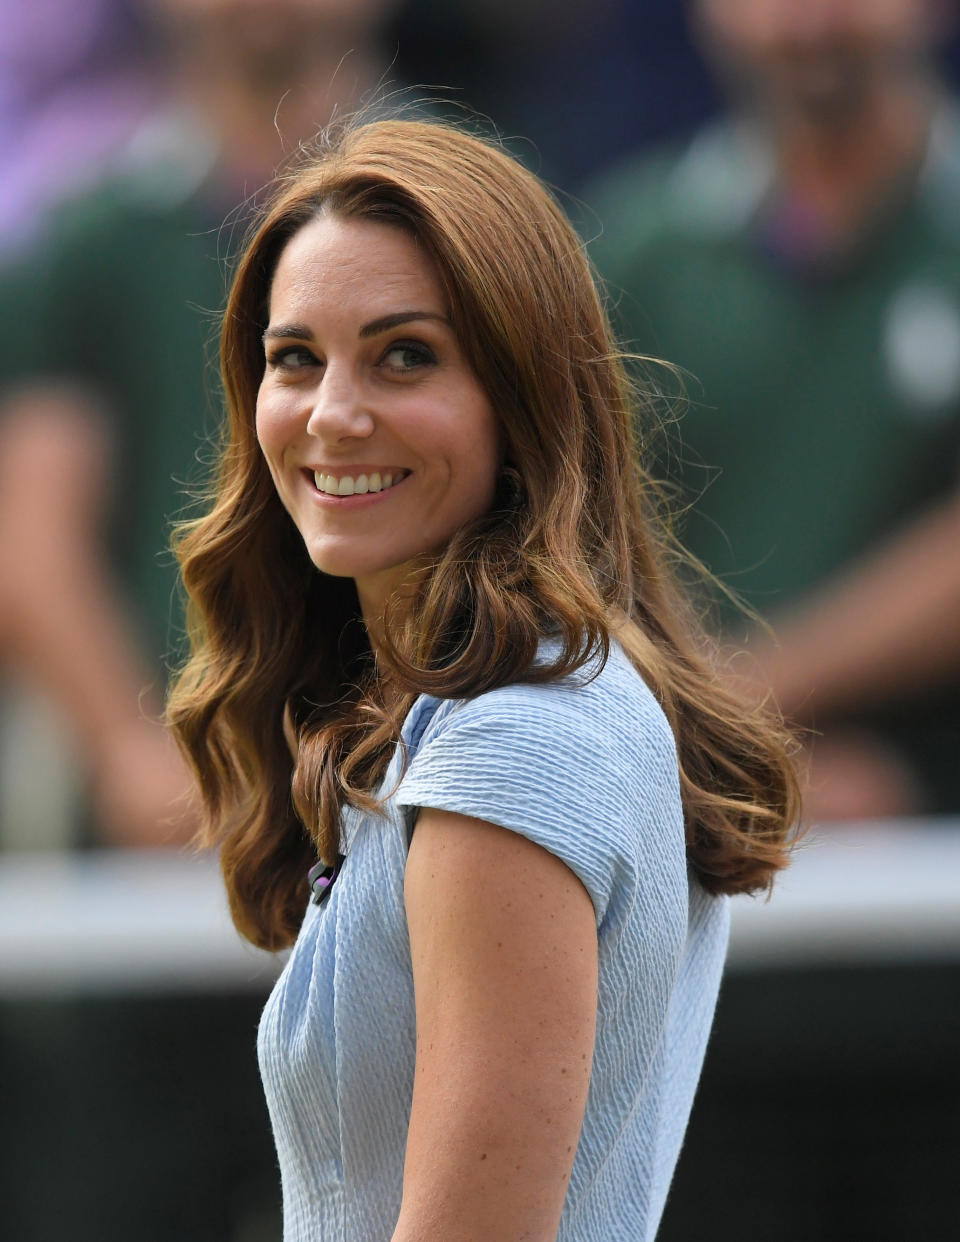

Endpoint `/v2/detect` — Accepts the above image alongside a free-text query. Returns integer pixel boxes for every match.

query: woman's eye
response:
[269,345,318,371]
[381,342,435,372]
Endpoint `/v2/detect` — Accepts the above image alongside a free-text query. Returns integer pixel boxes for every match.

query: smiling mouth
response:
[311,469,411,497]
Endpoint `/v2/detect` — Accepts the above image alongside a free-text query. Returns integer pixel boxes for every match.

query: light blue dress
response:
[258,641,730,1241]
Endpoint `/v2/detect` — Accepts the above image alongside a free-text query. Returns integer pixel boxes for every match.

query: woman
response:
[168,118,798,1242]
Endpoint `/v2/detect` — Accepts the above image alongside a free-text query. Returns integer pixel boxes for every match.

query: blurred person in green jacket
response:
[0,0,399,848]
[589,0,960,822]
[0,5,401,1238]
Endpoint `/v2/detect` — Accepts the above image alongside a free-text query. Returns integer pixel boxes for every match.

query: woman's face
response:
[256,213,501,620]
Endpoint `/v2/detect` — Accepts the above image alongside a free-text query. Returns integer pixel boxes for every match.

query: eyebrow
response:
[262,310,450,345]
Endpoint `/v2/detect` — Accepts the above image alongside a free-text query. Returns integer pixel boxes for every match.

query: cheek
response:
[449,401,502,518]
[473,404,504,489]
[254,394,295,507]
[255,388,291,471]
[254,387,276,455]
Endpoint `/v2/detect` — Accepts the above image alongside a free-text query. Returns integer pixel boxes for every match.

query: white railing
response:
[728,819,960,968]
[1,820,958,994]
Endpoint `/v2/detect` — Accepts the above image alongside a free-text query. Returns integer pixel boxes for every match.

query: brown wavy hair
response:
[167,117,800,951]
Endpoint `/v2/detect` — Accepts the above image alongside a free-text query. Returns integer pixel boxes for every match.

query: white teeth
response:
[314,471,339,495]
[312,469,406,495]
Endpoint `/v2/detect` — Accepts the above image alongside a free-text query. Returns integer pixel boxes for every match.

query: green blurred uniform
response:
[0,140,280,1241]
[0,137,230,671]
[588,111,960,810]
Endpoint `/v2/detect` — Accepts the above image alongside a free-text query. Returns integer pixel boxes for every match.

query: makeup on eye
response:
[380,341,437,372]
[267,344,318,371]
[265,338,438,375]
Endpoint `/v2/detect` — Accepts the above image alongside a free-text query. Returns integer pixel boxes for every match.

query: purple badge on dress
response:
[307,854,345,905]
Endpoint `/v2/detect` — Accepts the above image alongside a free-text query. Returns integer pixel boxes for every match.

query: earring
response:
[495,465,524,511]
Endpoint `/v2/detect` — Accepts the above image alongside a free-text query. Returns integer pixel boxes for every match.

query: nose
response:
[305,365,375,441]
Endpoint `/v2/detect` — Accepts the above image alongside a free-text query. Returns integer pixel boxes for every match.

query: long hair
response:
[168,117,800,951]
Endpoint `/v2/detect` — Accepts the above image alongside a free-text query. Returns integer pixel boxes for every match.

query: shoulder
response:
[585,143,681,236]
[9,108,219,281]
[0,175,181,327]
[395,642,685,925]
[919,101,960,243]
[413,640,676,783]
[583,142,686,278]
[585,119,771,274]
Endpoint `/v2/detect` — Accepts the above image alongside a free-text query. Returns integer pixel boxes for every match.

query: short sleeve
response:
[394,652,685,926]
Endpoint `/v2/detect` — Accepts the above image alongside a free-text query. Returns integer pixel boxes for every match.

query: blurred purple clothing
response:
[0,0,156,253]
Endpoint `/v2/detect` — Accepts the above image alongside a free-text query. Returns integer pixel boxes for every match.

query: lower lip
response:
[302,470,412,508]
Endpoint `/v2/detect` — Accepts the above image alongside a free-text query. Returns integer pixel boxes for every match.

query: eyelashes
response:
[381,342,437,372]
[267,345,317,370]
[266,340,438,375]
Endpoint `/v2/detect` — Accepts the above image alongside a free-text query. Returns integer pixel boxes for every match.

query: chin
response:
[303,544,406,584]
[305,551,358,579]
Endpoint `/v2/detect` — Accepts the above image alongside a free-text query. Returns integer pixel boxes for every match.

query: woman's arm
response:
[395,809,598,1242]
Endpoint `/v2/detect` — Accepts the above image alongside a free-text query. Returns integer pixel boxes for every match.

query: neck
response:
[355,571,408,657]
[769,77,936,238]
[359,599,386,657]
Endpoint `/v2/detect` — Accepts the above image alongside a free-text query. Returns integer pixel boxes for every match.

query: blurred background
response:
[1,0,958,1237]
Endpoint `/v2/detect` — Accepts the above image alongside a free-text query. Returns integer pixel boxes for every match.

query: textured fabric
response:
[258,641,730,1241]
